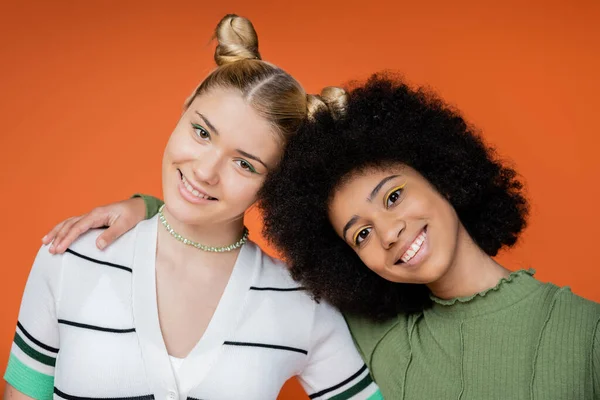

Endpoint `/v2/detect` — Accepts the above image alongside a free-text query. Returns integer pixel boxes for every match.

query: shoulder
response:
[546,284,600,324]
[248,241,307,291]
[246,242,349,329]
[66,218,150,271]
[240,242,321,332]
[552,285,600,324]
[24,243,65,298]
[344,312,409,364]
[538,283,600,349]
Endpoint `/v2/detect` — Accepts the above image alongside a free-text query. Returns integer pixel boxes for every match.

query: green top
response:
[346,269,600,399]
[138,195,600,399]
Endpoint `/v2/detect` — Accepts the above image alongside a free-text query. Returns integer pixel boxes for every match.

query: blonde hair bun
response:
[307,86,348,120]
[214,14,261,66]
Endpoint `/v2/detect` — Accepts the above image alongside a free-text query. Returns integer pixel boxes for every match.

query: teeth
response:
[181,173,210,199]
[400,231,427,263]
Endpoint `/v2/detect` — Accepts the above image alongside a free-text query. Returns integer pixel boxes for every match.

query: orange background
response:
[1,1,599,398]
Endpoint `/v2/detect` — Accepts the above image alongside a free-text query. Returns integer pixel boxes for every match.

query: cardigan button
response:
[167,391,177,400]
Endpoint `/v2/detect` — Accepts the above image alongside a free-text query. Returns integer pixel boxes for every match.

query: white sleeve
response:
[298,300,383,400]
[4,245,62,399]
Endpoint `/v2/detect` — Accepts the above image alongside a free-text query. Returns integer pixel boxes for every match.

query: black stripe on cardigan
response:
[58,319,135,334]
[249,286,306,292]
[17,321,59,353]
[54,387,154,400]
[308,364,368,399]
[223,341,308,355]
[65,248,132,273]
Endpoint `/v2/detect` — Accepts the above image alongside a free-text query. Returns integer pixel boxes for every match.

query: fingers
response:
[49,216,82,254]
[42,197,147,254]
[53,209,111,253]
[95,215,130,250]
[94,198,146,250]
[42,219,70,246]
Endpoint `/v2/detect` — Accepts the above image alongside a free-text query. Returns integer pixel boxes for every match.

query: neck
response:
[427,225,511,300]
[157,205,246,259]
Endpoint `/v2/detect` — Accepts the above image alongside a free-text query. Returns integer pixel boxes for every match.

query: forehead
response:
[336,165,407,197]
[328,166,406,222]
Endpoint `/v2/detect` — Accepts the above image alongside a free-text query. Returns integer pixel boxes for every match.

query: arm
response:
[4,385,36,400]
[4,246,63,400]
[594,319,599,399]
[135,194,164,220]
[298,301,383,400]
[43,194,163,254]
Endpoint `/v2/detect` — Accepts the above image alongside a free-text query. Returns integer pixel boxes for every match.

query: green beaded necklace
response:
[158,204,249,252]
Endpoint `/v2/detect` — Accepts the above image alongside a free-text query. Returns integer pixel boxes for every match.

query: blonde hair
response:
[186,14,347,142]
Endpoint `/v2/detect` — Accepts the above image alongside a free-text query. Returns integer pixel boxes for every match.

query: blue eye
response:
[192,123,210,140]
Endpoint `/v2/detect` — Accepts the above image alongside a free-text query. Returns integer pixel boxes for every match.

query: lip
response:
[177,169,218,201]
[393,226,428,265]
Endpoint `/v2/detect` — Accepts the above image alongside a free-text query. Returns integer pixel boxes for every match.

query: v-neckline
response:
[132,216,259,397]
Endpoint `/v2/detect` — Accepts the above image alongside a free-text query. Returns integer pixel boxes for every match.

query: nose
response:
[377,215,406,250]
[192,151,221,186]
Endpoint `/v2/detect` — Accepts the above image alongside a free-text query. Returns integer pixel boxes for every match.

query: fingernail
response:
[42,235,48,243]
[49,245,55,253]
[98,239,106,250]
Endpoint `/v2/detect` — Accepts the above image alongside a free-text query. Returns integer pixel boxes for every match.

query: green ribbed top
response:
[346,270,600,399]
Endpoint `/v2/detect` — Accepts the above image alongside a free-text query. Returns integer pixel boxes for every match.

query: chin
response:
[383,258,450,285]
[163,191,197,219]
[415,260,452,285]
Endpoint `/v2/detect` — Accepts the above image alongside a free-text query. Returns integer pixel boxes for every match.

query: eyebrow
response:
[368,174,400,202]
[236,149,269,170]
[195,112,219,136]
[342,215,360,242]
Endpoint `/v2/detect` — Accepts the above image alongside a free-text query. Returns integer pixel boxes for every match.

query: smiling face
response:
[162,88,283,227]
[328,165,463,284]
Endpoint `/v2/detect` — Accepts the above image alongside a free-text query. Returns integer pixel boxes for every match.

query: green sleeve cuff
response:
[4,353,54,400]
[132,194,164,220]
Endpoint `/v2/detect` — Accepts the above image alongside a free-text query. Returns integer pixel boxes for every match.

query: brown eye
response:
[192,123,210,140]
[235,159,257,173]
[384,184,406,208]
[354,227,372,245]
[388,190,400,205]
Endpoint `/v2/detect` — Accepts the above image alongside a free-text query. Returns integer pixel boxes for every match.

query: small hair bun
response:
[306,86,348,120]
[214,14,261,66]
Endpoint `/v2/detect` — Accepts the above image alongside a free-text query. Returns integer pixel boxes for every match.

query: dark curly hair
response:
[259,73,529,321]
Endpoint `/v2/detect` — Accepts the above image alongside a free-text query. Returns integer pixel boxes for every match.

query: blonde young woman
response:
[4,15,382,400]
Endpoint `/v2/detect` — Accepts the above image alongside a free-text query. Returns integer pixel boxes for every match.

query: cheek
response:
[433,196,459,229]
[358,247,388,274]
[428,201,460,258]
[220,170,263,206]
[165,126,198,158]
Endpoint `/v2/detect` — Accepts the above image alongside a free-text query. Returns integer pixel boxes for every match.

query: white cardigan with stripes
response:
[5,217,383,400]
